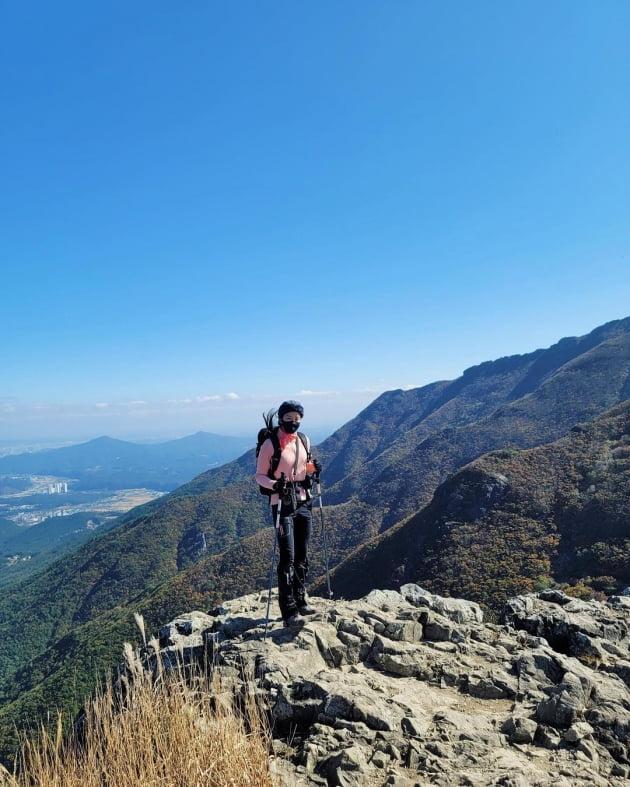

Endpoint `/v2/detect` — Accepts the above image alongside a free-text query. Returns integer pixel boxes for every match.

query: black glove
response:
[312,458,322,477]
[273,476,290,496]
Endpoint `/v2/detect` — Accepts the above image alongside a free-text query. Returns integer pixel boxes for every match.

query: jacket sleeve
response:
[255,439,276,491]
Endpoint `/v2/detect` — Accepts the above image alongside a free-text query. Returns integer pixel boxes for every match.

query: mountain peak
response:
[88,435,128,445]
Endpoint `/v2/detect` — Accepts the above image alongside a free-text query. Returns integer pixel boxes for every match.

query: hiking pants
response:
[271,498,313,620]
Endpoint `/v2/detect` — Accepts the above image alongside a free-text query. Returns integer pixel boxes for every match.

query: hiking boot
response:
[298,603,316,616]
[283,612,302,628]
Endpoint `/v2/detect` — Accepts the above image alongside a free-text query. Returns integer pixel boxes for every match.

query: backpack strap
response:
[267,428,282,480]
[297,431,310,459]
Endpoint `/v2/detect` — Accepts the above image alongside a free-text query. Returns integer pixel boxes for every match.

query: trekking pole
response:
[264,473,285,640]
[315,477,333,599]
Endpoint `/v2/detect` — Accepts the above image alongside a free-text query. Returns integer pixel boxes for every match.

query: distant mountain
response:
[0,431,252,491]
[0,316,629,764]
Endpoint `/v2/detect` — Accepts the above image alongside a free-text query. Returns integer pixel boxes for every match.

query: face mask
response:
[281,421,300,434]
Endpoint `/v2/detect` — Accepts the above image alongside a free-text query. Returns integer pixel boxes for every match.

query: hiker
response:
[255,400,322,627]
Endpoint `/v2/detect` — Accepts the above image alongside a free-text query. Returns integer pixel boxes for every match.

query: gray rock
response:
[466,668,517,700]
[401,583,484,623]
[158,610,214,646]
[564,720,594,743]
[605,658,630,687]
[536,671,591,727]
[124,588,630,786]
[423,613,457,642]
[501,591,630,664]
[325,744,375,786]
[501,715,538,743]
[535,724,562,749]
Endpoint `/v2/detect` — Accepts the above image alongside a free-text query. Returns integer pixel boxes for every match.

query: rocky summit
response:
[147,586,630,786]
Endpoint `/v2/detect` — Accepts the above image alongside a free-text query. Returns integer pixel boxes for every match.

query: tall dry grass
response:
[1,630,273,786]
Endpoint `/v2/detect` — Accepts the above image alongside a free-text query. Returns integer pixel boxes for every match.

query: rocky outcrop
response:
[141,586,630,786]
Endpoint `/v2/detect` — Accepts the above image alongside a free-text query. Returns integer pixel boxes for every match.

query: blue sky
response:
[2,1,629,443]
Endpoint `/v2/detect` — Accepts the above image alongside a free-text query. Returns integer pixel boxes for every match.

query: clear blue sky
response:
[2,1,629,443]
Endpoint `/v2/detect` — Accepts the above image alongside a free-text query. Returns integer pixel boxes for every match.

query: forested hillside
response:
[320,399,630,610]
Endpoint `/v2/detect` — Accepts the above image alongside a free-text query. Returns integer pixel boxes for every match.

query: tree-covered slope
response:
[0,512,125,589]
[0,480,271,696]
[326,318,630,530]
[0,519,19,542]
[322,399,630,611]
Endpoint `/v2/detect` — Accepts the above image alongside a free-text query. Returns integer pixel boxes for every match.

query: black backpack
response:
[256,410,309,496]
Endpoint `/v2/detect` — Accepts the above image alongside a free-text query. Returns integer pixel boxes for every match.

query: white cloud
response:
[0,385,388,441]
[299,389,341,397]
[167,394,225,405]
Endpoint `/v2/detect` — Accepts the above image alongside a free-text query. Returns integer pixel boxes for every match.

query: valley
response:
[0,475,166,585]
[0,474,164,527]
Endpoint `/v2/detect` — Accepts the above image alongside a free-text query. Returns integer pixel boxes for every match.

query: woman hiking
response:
[255,400,322,627]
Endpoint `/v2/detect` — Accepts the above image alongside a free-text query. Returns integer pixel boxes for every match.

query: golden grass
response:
[1,632,273,786]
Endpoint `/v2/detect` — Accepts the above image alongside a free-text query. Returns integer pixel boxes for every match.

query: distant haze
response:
[0,390,378,446]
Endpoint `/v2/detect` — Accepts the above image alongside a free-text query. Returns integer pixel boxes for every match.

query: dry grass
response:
[1,632,273,787]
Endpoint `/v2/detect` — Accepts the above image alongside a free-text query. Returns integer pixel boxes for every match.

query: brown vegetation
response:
[0,637,272,787]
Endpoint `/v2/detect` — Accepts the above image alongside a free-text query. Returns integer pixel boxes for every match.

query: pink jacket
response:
[255,430,311,505]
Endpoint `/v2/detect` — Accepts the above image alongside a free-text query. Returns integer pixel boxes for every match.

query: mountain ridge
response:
[0,431,252,492]
[319,398,630,609]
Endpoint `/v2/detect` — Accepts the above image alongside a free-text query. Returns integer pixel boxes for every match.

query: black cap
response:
[278,400,304,419]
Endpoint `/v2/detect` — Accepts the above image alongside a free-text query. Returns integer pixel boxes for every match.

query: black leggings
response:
[271,499,313,619]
